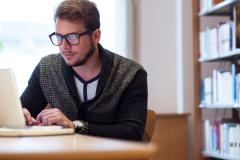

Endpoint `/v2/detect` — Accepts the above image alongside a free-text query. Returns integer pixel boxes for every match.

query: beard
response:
[70,39,96,67]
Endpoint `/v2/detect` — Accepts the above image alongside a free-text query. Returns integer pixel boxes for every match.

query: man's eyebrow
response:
[55,32,79,36]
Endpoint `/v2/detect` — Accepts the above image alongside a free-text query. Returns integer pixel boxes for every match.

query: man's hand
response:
[36,103,74,128]
[22,108,40,125]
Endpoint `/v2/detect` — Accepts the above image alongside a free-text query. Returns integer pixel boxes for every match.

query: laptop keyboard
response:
[29,125,63,130]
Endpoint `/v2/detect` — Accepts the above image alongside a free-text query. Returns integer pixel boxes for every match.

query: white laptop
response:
[0,69,74,136]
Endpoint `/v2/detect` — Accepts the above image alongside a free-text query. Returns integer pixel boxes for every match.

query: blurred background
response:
[0,0,194,159]
[0,0,128,93]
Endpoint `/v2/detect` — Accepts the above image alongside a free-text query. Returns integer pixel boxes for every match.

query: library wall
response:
[137,0,193,114]
[128,1,194,159]
[138,0,177,113]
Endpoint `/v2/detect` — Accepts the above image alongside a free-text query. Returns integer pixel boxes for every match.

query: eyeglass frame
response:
[49,30,92,46]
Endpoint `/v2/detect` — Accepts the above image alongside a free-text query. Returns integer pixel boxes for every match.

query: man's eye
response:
[56,35,62,39]
[67,34,78,40]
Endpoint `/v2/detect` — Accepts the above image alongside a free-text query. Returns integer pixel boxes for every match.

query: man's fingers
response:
[22,108,33,125]
[36,103,53,122]
[36,112,43,122]
[36,107,71,127]
[31,117,40,125]
[36,108,56,123]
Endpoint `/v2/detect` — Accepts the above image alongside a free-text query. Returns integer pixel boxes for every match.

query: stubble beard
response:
[70,39,96,67]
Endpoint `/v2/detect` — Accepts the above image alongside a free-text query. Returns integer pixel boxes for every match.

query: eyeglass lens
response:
[49,30,91,46]
[50,34,79,46]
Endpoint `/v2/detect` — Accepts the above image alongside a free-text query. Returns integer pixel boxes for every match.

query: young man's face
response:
[55,18,100,67]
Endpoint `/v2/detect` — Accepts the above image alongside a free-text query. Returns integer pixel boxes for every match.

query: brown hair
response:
[54,0,100,31]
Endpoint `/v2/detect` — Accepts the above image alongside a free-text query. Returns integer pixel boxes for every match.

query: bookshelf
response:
[199,0,238,16]
[192,0,240,160]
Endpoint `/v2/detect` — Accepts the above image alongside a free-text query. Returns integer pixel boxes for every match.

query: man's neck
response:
[73,51,101,81]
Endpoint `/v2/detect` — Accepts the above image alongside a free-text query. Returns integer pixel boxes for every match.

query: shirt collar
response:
[61,43,114,103]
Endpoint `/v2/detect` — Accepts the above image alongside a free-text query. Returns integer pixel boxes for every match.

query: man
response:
[21,0,148,141]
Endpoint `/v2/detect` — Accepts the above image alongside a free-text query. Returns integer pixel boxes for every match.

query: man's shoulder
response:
[111,53,145,72]
[41,53,60,60]
[99,44,140,67]
[40,54,61,64]
[99,44,146,73]
[39,54,62,72]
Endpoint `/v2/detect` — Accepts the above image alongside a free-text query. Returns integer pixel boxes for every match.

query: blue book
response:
[231,64,237,104]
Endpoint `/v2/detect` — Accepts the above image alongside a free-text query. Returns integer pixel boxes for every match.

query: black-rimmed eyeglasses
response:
[49,30,91,46]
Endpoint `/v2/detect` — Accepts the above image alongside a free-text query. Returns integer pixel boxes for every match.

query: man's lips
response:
[63,53,75,60]
[62,51,73,56]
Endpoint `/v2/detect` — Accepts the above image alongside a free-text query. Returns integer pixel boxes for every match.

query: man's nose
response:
[60,38,71,48]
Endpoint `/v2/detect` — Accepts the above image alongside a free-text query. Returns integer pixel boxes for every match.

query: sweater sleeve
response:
[88,69,148,141]
[20,64,47,118]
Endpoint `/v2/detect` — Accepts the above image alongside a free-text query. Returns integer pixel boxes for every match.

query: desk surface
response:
[0,134,156,160]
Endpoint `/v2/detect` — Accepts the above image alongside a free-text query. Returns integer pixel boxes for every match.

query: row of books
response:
[203,119,240,158]
[200,64,239,107]
[200,0,224,14]
[199,21,232,60]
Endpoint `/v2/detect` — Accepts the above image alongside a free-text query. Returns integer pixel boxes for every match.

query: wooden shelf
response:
[199,0,238,16]
[199,49,240,62]
[203,151,240,160]
[199,103,240,109]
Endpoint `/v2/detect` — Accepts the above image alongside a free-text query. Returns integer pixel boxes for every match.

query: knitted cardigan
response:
[20,44,148,140]
[39,53,143,124]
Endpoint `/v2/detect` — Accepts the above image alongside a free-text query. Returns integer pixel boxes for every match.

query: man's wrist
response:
[72,120,88,134]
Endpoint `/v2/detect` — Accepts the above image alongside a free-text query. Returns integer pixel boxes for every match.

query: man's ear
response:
[92,29,101,43]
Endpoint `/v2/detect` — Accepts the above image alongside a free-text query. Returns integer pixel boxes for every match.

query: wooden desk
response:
[0,134,156,160]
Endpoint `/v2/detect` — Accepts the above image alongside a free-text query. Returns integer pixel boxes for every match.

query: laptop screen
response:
[0,69,25,127]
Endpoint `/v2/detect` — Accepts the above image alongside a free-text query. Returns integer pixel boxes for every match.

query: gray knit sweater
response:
[21,45,148,140]
[40,53,142,121]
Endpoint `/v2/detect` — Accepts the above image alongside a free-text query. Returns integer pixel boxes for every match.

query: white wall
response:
[139,0,177,113]
[137,0,193,113]
[136,1,193,159]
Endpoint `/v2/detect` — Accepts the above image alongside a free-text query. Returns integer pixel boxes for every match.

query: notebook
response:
[0,68,74,136]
